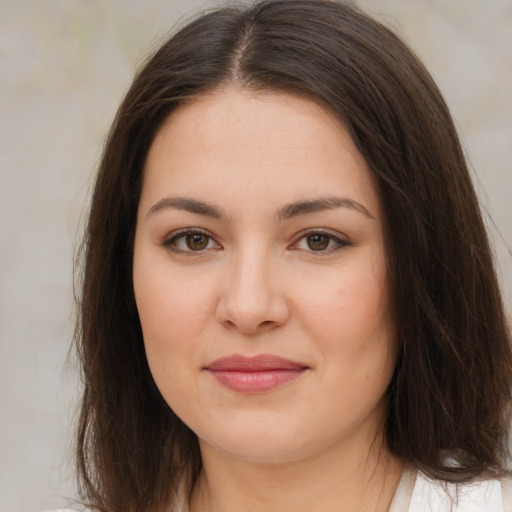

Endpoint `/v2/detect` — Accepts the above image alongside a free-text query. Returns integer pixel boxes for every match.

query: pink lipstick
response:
[205,354,308,393]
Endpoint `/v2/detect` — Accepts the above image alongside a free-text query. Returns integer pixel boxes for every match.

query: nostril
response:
[214,271,290,333]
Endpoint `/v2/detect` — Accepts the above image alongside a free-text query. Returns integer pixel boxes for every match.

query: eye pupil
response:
[307,234,329,251]
[186,233,208,250]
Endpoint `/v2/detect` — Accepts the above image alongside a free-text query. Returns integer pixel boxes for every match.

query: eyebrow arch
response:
[146,197,226,219]
[276,196,374,221]
[146,195,374,221]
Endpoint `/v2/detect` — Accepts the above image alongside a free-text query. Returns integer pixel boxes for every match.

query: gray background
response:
[1,1,510,511]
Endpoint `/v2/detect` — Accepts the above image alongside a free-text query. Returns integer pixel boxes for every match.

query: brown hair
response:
[75,1,512,510]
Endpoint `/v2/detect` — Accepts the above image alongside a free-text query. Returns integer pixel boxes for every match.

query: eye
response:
[292,230,349,253]
[163,229,220,253]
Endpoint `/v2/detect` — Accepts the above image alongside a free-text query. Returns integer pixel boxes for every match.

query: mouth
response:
[205,354,309,393]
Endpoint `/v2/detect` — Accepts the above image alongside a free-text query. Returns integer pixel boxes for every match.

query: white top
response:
[389,468,512,512]
[45,469,512,512]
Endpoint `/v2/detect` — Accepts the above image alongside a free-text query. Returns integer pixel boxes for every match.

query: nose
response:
[215,249,289,334]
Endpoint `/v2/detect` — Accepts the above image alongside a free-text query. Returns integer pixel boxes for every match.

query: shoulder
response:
[409,471,512,512]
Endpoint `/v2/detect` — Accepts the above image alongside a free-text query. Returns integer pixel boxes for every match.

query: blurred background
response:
[0,0,510,510]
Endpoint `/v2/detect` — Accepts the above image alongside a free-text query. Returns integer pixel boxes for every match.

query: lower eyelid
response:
[162,229,218,250]
[161,229,349,253]
[292,231,349,251]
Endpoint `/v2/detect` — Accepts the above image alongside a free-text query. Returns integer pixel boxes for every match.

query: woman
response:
[73,0,512,511]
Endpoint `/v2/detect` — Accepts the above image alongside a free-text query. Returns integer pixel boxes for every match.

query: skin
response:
[133,88,401,512]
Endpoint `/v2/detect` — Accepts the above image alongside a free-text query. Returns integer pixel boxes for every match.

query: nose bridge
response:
[217,242,287,333]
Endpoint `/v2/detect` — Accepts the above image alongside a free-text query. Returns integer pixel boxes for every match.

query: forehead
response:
[142,88,380,216]
[148,88,359,163]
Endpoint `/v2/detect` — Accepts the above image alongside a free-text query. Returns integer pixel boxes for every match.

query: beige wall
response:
[0,1,510,510]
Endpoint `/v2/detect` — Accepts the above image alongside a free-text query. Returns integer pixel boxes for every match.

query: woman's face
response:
[133,89,396,463]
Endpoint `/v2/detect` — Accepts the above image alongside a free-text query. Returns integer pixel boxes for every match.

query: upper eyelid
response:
[287,230,350,254]
[161,227,349,251]
[292,228,348,243]
[162,228,220,247]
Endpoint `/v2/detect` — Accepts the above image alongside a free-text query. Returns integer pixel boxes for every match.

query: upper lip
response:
[206,354,309,372]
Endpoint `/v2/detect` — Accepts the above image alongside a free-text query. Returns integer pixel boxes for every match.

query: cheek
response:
[293,253,395,388]
[133,264,207,406]
[297,259,390,339]
[133,264,208,413]
[133,251,214,345]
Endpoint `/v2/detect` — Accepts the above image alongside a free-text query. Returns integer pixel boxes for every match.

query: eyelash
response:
[161,228,350,255]
[291,229,350,254]
[162,228,220,255]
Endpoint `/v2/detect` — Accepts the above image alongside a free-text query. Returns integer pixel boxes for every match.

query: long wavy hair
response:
[75,1,512,510]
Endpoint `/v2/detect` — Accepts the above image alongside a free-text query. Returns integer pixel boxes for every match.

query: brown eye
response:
[306,234,330,251]
[186,233,209,250]
[163,230,219,253]
[292,230,349,253]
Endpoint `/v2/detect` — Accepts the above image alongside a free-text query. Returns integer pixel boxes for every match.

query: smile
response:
[205,354,309,393]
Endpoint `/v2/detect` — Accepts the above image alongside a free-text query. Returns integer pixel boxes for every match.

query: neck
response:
[189,433,403,512]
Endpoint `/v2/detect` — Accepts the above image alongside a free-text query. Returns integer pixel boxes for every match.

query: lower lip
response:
[208,369,305,393]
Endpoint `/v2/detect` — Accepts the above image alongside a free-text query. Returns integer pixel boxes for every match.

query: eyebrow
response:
[146,195,374,220]
[275,196,374,221]
[147,197,226,219]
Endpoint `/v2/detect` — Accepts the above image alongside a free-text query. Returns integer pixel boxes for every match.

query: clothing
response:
[45,469,512,512]
[389,467,512,512]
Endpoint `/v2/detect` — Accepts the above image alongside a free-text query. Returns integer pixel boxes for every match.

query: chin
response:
[207,437,309,464]
[195,417,326,464]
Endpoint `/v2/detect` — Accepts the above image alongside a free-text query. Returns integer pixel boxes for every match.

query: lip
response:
[205,354,309,393]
